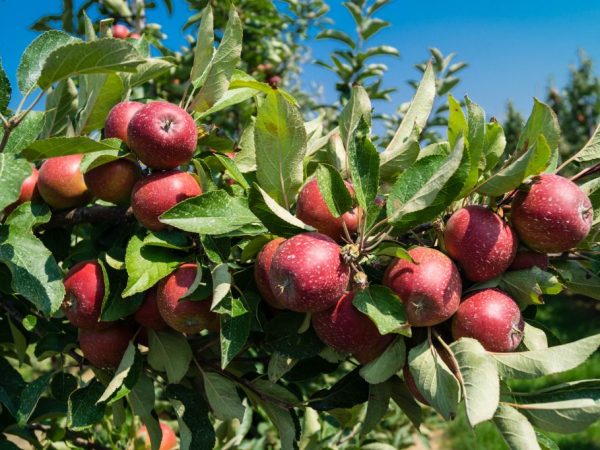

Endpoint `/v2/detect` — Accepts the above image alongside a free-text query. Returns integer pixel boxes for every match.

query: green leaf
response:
[196,72,266,119]
[127,373,155,416]
[408,340,461,420]
[190,5,214,86]
[460,97,485,196]
[360,337,405,384]
[211,153,250,189]
[160,190,259,235]
[348,122,380,214]
[310,369,369,410]
[491,333,600,379]
[493,404,541,450]
[255,91,307,208]
[38,38,145,89]
[516,99,560,155]
[7,316,27,364]
[361,382,392,436]
[79,150,131,173]
[352,285,410,336]
[202,371,245,421]
[98,343,141,404]
[522,322,549,351]
[78,73,125,134]
[219,297,251,369]
[5,202,51,231]
[554,260,600,300]
[147,330,193,383]
[18,30,79,93]
[130,58,173,87]
[2,111,45,154]
[264,311,324,359]
[68,381,106,431]
[450,338,499,426]
[374,243,413,261]
[50,372,77,401]
[389,375,422,429]
[498,267,563,308]
[0,59,11,114]
[0,154,33,211]
[316,29,356,49]
[362,17,389,39]
[41,78,78,138]
[483,120,507,172]
[16,372,53,426]
[339,85,372,151]
[22,136,123,160]
[166,384,215,450]
[315,164,354,218]
[210,263,231,310]
[200,235,230,264]
[268,352,297,382]
[447,94,467,150]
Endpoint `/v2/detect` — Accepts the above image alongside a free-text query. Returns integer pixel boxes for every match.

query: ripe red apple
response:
[38,154,91,209]
[508,250,549,271]
[269,232,350,312]
[444,205,517,282]
[134,287,169,330]
[62,260,106,329]
[268,75,282,86]
[383,247,461,327]
[312,291,393,364]
[129,32,141,40]
[112,24,130,39]
[511,174,592,253]
[254,237,287,309]
[127,101,198,170]
[130,170,202,231]
[4,166,41,214]
[79,323,135,368]
[296,179,361,242]
[451,288,524,352]
[84,158,142,205]
[156,263,219,334]
[137,422,177,450]
[104,101,144,144]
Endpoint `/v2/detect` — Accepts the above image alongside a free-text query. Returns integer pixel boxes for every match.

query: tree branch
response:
[37,205,134,230]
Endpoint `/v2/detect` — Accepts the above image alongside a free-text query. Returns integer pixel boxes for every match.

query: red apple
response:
[84,158,142,205]
[268,75,282,86]
[269,232,350,312]
[79,323,135,368]
[130,170,202,231]
[312,291,393,364]
[112,24,130,39]
[129,32,141,40]
[104,101,145,144]
[444,205,517,282]
[511,174,592,253]
[156,263,219,334]
[4,166,41,214]
[127,101,198,170]
[383,247,462,327]
[62,260,106,329]
[254,237,287,309]
[508,250,549,271]
[134,287,169,330]
[38,154,91,209]
[451,288,524,352]
[137,422,177,450]
[296,179,361,242]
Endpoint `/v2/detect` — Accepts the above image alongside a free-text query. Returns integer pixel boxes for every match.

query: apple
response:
[451,288,524,352]
[112,24,130,39]
[129,32,141,40]
[137,422,177,450]
[156,263,219,334]
[312,291,393,363]
[383,247,462,327]
[38,154,91,209]
[79,323,135,368]
[134,287,169,330]
[62,260,106,329]
[268,75,282,86]
[509,250,549,271]
[296,179,361,242]
[84,158,142,205]
[254,237,287,309]
[444,205,517,282]
[269,232,350,312]
[127,101,198,170]
[130,170,202,231]
[402,366,429,405]
[511,174,592,253]
[4,166,40,214]
[104,101,144,144]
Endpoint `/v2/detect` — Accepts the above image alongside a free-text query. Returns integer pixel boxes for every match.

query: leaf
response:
[68,381,106,430]
[22,136,123,160]
[147,330,193,383]
[554,260,600,300]
[98,342,141,404]
[5,202,51,231]
[0,59,11,114]
[255,91,307,208]
[41,78,78,138]
[374,243,413,261]
[309,369,369,410]
[17,30,79,93]
[516,99,560,155]
[352,285,411,336]
[190,5,214,86]
[316,29,356,49]
[268,352,297,382]
[166,384,215,450]
[493,404,542,450]
[264,312,323,359]
[210,263,231,310]
[360,337,405,384]
[127,373,155,416]
[2,112,46,154]
[339,85,372,151]
[38,38,145,89]
[16,372,53,426]
[389,375,422,429]
[160,190,259,235]
[219,297,251,369]
[361,382,392,436]
[348,122,380,213]
[202,371,245,421]
[450,338,499,426]
[78,73,124,134]
[447,94,467,150]
[362,17,389,39]
[483,120,507,172]
[522,322,549,351]
[130,58,173,87]
[79,150,131,173]
[234,119,256,173]
[0,154,33,211]
[315,164,354,217]
[498,267,563,308]
[460,97,485,196]
[491,333,600,379]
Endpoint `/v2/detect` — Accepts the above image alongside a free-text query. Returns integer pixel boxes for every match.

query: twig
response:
[570,161,600,183]
[37,205,134,230]
[27,423,110,450]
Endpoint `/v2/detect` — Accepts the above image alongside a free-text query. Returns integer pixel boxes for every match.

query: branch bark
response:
[37,205,134,230]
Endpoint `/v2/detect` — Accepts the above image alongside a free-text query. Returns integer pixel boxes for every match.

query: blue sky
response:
[1,0,600,123]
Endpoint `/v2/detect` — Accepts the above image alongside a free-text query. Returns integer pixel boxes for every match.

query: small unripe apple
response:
[451,288,524,352]
[4,166,41,214]
[269,232,350,312]
[128,101,198,170]
[383,247,462,327]
[38,154,91,209]
[131,170,202,231]
[157,263,219,334]
[509,250,549,271]
[312,291,393,364]
[104,101,144,144]
[444,205,517,282]
[84,159,142,205]
[254,238,286,309]
[112,24,130,39]
[79,323,135,368]
[137,422,177,450]
[511,174,592,253]
[134,287,169,330]
[62,260,106,329]
[296,179,360,242]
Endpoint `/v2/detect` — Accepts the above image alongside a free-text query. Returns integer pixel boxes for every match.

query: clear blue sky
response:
[1,0,600,122]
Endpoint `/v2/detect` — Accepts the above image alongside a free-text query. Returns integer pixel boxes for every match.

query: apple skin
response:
[134,287,169,330]
[269,232,350,313]
[62,260,107,329]
[511,174,593,253]
[129,32,141,40]
[79,323,135,368]
[444,205,517,282]
[138,422,177,450]
[131,170,202,231]
[4,166,41,214]
[383,247,462,327]
[38,154,91,209]
[104,101,144,144]
[254,237,287,309]
[84,159,142,205]
[156,263,219,334]
[112,24,129,39]
[127,101,198,170]
[451,288,524,352]
[509,250,549,271]
[312,291,393,364]
[296,179,361,242]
